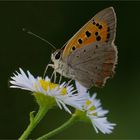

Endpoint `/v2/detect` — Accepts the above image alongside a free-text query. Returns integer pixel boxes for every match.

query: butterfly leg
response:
[58,69,65,84]
[50,70,57,83]
[59,74,62,84]
[53,71,57,83]
[50,70,55,81]
[43,64,54,78]
[66,79,73,87]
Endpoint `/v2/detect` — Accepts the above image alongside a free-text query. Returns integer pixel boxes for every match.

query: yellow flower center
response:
[86,100,97,116]
[86,100,91,106]
[34,79,67,95]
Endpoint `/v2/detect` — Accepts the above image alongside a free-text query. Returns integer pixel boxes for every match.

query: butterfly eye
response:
[55,51,61,60]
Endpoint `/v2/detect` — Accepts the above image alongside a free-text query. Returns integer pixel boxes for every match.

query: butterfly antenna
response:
[22,28,56,50]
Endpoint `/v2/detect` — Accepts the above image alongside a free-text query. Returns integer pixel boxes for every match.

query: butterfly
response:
[49,7,117,88]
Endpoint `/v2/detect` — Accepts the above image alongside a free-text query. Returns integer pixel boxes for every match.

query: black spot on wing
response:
[95,32,98,36]
[85,31,91,37]
[96,36,101,41]
[78,39,82,44]
[72,46,76,50]
[99,25,102,29]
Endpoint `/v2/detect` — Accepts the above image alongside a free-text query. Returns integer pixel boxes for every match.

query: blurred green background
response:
[0,1,140,139]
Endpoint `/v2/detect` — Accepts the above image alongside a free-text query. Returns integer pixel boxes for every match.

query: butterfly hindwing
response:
[66,42,117,88]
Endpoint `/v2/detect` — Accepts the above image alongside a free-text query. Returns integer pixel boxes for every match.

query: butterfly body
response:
[51,50,75,79]
[51,7,118,88]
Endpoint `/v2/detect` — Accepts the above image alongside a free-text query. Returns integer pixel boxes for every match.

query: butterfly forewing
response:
[62,7,116,59]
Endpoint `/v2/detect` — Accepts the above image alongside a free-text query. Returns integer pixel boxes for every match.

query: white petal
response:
[84,92,116,134]
[75,81,87,94]
[57,99,71,114]
[89,116,116,134]
[45,76,50,81]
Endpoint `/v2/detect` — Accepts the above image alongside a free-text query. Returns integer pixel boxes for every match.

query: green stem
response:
[37,114,79,140]
[19,107,49,140]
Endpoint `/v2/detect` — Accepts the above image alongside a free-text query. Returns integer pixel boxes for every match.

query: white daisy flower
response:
[10,68,87,114]
[75,81,116,134]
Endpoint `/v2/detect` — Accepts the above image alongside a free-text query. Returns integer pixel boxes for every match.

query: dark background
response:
[0,1,140,139]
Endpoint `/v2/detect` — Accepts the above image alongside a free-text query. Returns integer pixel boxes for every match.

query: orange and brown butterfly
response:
[50,7,118,88]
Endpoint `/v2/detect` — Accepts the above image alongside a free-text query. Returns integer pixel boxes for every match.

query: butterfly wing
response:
[62,7,117,88]
[62,7,116,58]
[66,42,117,88]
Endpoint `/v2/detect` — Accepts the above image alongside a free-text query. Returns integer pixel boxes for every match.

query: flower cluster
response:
[75,82,116,134]
[10,68,116,134]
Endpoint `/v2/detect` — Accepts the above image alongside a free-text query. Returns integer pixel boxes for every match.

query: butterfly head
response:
[51,49,63,63]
